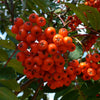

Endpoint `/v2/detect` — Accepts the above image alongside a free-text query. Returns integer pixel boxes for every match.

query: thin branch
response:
[4,48,18,67]
[71,34,100,38]
[15,79,35,95]
[53,13,66,26]
[31,81,43,100]
[5,0,14,24]
[75,79,86,100]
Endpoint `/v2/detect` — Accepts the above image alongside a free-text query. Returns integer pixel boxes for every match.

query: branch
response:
[31,81,43,100]
[15,79,35,95]
[75,79,86,100]
[53,13,66,26]
[72,34,100,38]
[5,0,14,24]
[4,48,18,67]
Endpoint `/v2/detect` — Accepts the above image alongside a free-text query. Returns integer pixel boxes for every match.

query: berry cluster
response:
[84,0,100,12]
[11,13,77,89]
[83,35,98,51]
[67,15,82,31]
[80,53,100,80]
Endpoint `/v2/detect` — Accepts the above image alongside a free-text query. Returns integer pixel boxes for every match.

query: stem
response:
[15,79,35,95]
[72,34,100,38]
[54,13,66,26]
[75,79,86,100]
[31,81,43,100]
[5,0,14,24]
[4,48,18,67]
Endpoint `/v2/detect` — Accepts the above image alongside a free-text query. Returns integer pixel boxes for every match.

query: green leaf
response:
[64,3,88,26]
[21,89,33,100]
[61,90,79,100]
[0,67,17,80]
[32,0,50,12]
[54,86,74,100]
[6,28,16,39]
[8,59,24,74]
[0,80,20,91]
[0,40,16,50]
[81,82,100,96]
[0,87,18,100]
[78,4,100,31]
[0,49,8,61]
[68,44,83,60]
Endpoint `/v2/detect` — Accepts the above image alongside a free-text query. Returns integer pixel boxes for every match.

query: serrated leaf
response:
[0,87,18,100]
[6,28,16,39]
[0,80,20,91]
[78,4,100,31]
[0,49,8,61]
[68,44,83,60]
[64,3,88,26]
[61,90,79,100]
[0,40,16,50]
[0,67,17,80]
[8,59,24,74]
[32,0,50,12]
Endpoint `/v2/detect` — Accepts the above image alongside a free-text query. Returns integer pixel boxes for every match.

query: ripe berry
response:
[16,52,25,62]
[33,56,43,66]
[26,34,36,44]
[18,42,28,51]
[33,64,40,72]
[58,45,67,54]
[14,17,23,27]
[11,25,18,34]
[53,72,63,81]
[63,36,72,46]
[31,25,42,37]
[48,43,57,55]
[38,40,48,50]
[30,43,39,54]
[63,77,71,86]
[44,57,54,67]
[19,29,28,39]
[16,34,22,41]
[29,13,38,23]
[45,27,56,38]
[53,34,64,46]
[25,56,34,68]
[58,28,68,37]
[67,43,76,52]
[38,50,48,59]
[87,68,96,77]
[24,21,33,31]
[92,53,100,62]
[36,17,46,27]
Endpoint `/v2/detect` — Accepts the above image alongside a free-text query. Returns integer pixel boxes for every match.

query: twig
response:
[31,81,43,100]
[71,34,100,38]
[54,13,66,26]
[15,79,35,95]
[75,79,86,100]
[5,0,14,24]
[4,48,18,67]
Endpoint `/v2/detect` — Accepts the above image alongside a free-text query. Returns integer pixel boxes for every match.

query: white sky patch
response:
[0,32,7,40]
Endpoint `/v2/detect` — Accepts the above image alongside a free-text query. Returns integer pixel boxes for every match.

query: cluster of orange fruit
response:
[11,13,77,89]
